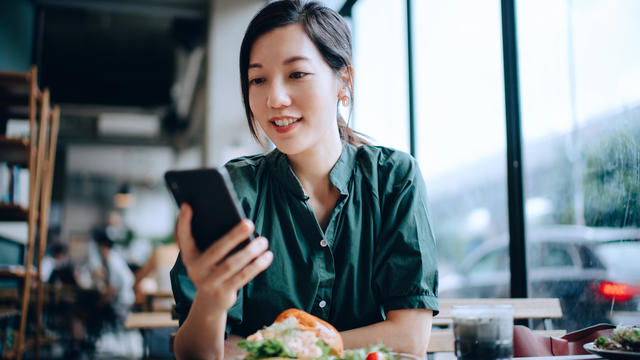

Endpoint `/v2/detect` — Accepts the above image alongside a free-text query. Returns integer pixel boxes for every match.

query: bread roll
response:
[241,308,344,359]
[274,309,343,356]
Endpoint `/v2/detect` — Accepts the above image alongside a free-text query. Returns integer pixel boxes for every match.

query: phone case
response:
[164,167,252,252]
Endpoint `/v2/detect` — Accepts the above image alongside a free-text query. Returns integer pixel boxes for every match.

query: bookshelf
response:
[0,66,60,360]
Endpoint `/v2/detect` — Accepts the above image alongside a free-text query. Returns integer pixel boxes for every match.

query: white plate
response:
[583,342,640,360]
[390,352,424,360]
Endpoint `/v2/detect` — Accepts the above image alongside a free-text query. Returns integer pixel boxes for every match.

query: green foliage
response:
[583,126,640,227]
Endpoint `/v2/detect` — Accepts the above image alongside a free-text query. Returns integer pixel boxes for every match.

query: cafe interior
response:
[1,0,639,359]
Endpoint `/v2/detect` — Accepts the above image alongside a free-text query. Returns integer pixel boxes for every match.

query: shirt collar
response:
[269,141,357,200]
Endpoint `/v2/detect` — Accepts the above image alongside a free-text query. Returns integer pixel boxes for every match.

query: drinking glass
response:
[451,304,513,360]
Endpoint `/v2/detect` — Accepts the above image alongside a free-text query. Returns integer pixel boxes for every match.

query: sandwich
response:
[237,308,344,359]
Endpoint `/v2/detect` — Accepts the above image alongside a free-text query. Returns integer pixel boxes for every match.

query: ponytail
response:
[337,116,370,147]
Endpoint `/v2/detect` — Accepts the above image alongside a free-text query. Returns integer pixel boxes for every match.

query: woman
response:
[171,1,439,358]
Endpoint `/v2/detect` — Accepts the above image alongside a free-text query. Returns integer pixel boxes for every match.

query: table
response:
[433,354,602,360]
[125,312,178,329]
[515,356,602,359]
[125,312,178,358]
[141,290,174,312]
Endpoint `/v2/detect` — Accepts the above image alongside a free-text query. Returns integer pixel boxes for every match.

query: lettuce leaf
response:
[315,339,333,357]
[237,338,298,359]
[341,343,394,360]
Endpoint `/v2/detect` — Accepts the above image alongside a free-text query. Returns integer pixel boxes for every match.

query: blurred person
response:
[104,210,135,249]
[94,229,136,325]
[41,242,75,285]
[134,240,179,310]
[40,241,80,356]
[102,209,148,273]
[63,230,135,357]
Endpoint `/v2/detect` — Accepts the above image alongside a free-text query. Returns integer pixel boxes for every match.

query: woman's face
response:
[248,23,343,156]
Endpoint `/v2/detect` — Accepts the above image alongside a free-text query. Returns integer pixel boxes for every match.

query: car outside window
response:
[540,244,574,268]
[594,242,640,277]
[471,249,507,274]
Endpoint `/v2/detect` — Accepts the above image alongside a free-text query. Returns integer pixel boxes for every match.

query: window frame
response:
[343,0,529,298]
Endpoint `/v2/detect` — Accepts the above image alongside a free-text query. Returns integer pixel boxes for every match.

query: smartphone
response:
[164,167,253,253]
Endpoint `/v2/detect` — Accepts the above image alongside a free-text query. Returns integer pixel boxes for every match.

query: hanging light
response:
[114,183,135,209]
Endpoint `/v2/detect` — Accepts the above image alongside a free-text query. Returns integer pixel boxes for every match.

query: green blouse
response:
[170,141,439,337]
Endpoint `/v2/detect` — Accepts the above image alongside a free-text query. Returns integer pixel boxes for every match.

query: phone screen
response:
[164,167,253,252]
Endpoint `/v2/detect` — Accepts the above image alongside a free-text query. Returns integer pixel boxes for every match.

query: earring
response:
[341,96,350,107]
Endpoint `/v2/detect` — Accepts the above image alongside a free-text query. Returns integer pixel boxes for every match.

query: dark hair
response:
[50,242,68,257]
[93,228,114,249]
[239,0,369,147]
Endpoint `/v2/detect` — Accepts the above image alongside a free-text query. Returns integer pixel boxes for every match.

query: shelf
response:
[0,66,56,360]
[0,265,38,279]
[0,204,29,221]
[0,70,39,94]
[0,136,29,167]
[0,331,58,359]
[0,92,39,108]
[0,71,31,87]
[0,105,33,120]
[0,74,41,112]
[1,337,35,360]
[0,308,20,320]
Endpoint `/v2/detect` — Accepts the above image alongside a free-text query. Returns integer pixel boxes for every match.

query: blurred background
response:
[1,0,639,358]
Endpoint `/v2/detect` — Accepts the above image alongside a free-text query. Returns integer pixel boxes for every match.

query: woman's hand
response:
[175,203,273,314]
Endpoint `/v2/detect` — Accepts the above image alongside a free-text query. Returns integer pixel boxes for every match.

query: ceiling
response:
[30,0,350,145]
[31,0,208,145]
[34,0,209,18]
[35,0,207,107]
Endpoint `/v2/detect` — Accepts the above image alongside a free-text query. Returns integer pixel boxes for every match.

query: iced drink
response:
[451,305,513,360]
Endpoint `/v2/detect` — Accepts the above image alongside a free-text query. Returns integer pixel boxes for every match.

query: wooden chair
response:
[427,298,565,354]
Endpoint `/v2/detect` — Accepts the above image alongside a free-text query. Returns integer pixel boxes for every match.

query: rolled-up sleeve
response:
[373,156,439,316]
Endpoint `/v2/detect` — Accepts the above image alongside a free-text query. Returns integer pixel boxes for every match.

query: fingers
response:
[210,236,269,284]
[174,204,269,294]
[225,250,273,290]
[200,219,255,267]
[175,204,199,265]
[183,219,259,286]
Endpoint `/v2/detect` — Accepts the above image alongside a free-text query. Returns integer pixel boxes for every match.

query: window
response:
[349,0,640,331]
[540,244,573,268]
[351,0,409,152]
[411,0,509,299]
[595,242,640,277]
[518,0,640,330]
[471,248,508,274]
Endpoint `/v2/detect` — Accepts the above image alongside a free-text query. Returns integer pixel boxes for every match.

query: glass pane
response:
[411,0,509,299]
[518,0,640,331]
[351,0,409,152]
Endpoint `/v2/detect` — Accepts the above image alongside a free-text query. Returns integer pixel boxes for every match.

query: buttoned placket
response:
[277,144,354,321]
[310,193,349,319]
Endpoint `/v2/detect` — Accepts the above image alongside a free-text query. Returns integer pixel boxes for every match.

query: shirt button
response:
[319,300,327,308]
[320,239,328,247]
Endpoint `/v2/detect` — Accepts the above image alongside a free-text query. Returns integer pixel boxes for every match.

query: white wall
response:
[205,0,267,167]
[66,145,174,182]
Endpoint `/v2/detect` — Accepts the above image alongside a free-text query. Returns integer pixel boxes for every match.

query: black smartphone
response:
[164,167,253,253]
